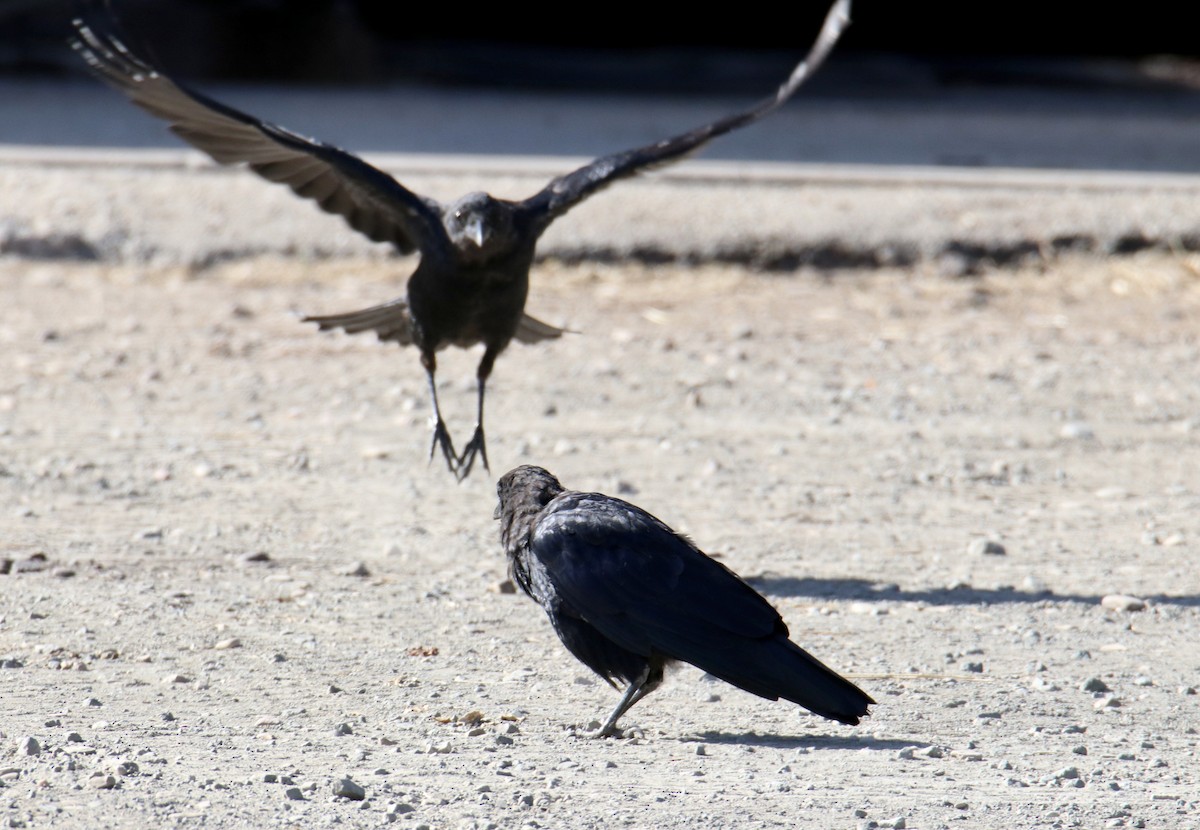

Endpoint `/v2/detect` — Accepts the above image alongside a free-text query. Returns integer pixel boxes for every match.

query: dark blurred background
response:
[1,0,1198,94]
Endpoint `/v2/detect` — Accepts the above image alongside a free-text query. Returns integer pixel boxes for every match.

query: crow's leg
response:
[421,352,458,474]
[456,347,497,481]
[592,663,663,738]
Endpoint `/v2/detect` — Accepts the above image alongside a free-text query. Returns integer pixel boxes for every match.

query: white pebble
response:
[1100,595,1146,612]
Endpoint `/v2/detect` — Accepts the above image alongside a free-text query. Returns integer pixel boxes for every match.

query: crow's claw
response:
[455,425,489,481]
[429,418,458,474]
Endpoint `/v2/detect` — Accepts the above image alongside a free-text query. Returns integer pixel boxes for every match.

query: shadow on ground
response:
[747,575,1200,609]
[686,731,918,750]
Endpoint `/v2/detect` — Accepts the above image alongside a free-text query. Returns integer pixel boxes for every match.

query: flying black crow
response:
[496,464,874,737]
[71,0,851,479]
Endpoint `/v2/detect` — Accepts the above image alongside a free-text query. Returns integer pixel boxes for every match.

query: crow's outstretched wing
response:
[71,13,444,255]
[517,0,851,234]
[529,492,786,661]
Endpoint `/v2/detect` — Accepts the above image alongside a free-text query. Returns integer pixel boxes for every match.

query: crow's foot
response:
[429,418,459,474]
[455,424,489,481]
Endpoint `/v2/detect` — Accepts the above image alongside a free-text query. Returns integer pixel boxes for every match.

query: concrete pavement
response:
[2,60,1200,270]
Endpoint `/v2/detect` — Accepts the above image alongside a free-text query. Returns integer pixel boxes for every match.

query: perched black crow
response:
[496,465,874,737]
[71,0,851,479]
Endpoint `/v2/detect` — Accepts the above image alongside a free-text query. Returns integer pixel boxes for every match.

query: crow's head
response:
[495,465,565,553]
[445,192,514,260]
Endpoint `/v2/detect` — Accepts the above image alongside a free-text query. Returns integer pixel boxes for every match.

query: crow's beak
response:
[467,216,486,248]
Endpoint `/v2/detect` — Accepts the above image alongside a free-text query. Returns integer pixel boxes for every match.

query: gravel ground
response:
[1,243,1199,828]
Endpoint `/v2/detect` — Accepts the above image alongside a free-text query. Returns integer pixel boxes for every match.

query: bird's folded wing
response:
[530,494,785,659]
[71,13,443,255]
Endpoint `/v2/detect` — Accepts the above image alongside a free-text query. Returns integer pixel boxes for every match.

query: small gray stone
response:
[1060,422,1095,440]
[88,774,117,790]
[19,737,39,756]
[1080,677,1111,693]
[968,538,1006,556]
[1022,575,1048,593]
[1100,594,1146,612]
[284,787,305,800]
[332,777,365,801]
[13,553,49,573]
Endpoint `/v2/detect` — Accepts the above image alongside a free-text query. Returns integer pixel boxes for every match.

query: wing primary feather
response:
[520,0,852,230]
[71,10,437,256]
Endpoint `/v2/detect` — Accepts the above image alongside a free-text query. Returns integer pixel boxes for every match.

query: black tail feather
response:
[701,637,874,726]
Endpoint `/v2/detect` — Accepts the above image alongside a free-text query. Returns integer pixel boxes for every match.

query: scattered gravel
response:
[0,252,1198,828]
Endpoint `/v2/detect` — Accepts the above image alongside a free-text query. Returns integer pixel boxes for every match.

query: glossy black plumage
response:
[496,465,874,736]
[71,0,851,479]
